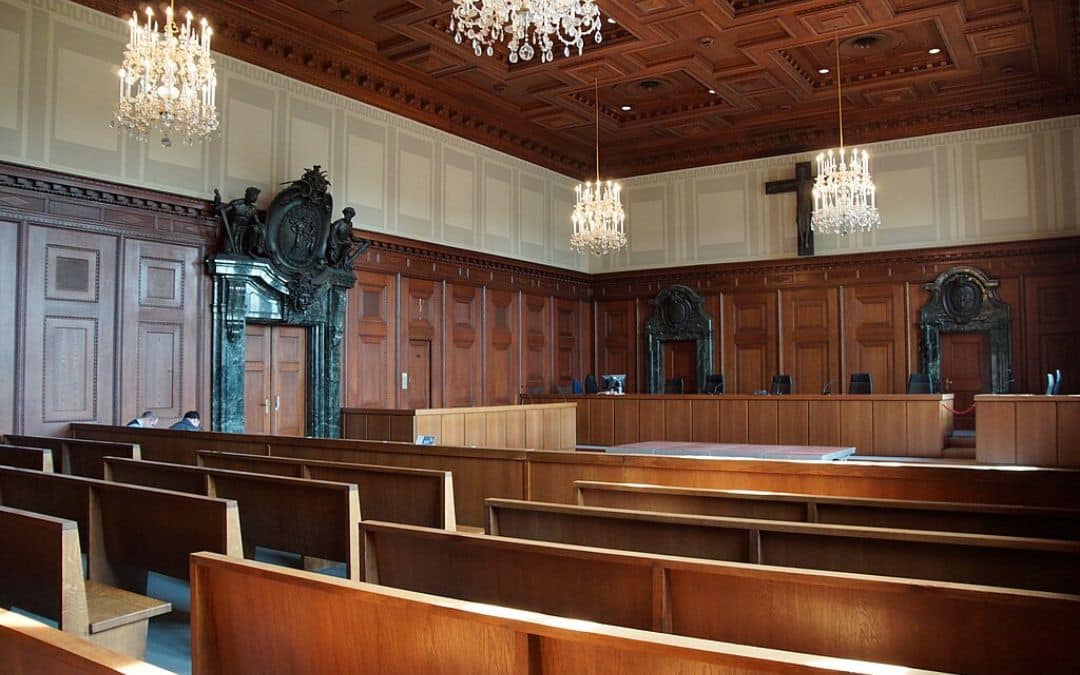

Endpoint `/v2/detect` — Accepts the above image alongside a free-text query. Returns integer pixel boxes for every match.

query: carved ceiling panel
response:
[78,0,1078,177]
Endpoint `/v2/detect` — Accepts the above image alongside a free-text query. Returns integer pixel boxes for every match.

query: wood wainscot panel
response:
[691,400,720,443]
[596,300,637,393]
[522,294,553,396]
[1024,275,1079,395]
[346,271,397,409]
[1015,400,1057,466]
[905,400,950,457]
[839,400,874,455]
[781,288,839,395]
[638,399,664,442]
[399,277,442,409]
[776,399,809,445]
[445,283,482,408]
[718,398,749,443]
[807,400,840,446]
[976,398,1018,464]
[724,292,777,394]
[746,399,778,444]
[842,284,907,395]
[613,398,640,445]
[485,289,517,405]
[872,401,908,456]
[664,400,693,441]
[588,398,614,446]
[554,298,582,391]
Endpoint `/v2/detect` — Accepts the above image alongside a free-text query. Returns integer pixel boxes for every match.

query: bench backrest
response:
[0,506,87,635]
[0,465,241,583]
[574,480,1080,539]
[0,608,173,675]
[103,457,360,579]
[361,520,1080,675]
[198,451,456,530]
[486,498,1080,594]
[190,552,938,675]
[0,445,54,472]
[4,435,139,479]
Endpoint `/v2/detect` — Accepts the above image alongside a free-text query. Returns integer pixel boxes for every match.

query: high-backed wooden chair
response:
[703,373,725,394]
[663,377,685,394]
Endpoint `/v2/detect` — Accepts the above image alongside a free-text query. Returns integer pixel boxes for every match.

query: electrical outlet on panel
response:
[401,372,409,390]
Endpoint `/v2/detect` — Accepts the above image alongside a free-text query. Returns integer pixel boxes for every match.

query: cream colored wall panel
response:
[484,169,513,242]
[289,113,332,179]
[696,180,747,247]
[147,134,203,170]
[397,133,433,234]
[53,47,117,152]
[628,190,664,252]
[345,117,386,229]
[225,98,274,187]
[978,153,1030,223]
[443,149,475,232]
[519,175,545,248]
[0,27,21,131]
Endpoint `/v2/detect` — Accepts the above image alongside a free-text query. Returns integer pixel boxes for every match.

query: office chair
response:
[664,378,685,395]
[907,374,932,394]
[848,373,873,395]
[703,373,725,394]
[584,374,599,394]
[769,374,793,395]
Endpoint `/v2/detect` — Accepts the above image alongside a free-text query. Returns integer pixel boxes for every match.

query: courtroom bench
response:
[72,424,1080,519]
[102,456,360,580]
[4,434,139,479]
[0,465,242,590]
[0,608,173,675]
[190,552,941,675]
[486,498,1080,594]
[574,480,1080,539]
[0,444,54,471]
[361,520,1080,675]
[0,506,170,660]
[197,450,457,530]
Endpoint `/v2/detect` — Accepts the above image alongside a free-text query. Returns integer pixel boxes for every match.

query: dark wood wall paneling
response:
[343,231,594,410]
[591,240,1080,396]
[0,162,216,435]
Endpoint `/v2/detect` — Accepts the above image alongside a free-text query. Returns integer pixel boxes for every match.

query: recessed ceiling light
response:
[607,17,617,25]
[620,105,632,111]
[707,89,716,95]
[818,68,830,74]
[928,48,941,55]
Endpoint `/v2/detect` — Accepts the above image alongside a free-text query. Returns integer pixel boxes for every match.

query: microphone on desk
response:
[821,381,833,395]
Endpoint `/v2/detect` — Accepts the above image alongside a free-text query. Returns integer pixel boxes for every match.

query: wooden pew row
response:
[102,456,361,580]
[0,465,242,587]
[0,506,170,660]
[197,450,457,530]
[0,444,54,471]
[486,499,1080,594]
[4,435,139,479]
[190,552,941,675]
[0,608,172,675]
[361,521,1080,674]
[71,425,1080,519]
[574,480,1080,540]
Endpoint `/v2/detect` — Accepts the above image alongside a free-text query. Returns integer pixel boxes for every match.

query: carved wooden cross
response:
[765,161,815,257]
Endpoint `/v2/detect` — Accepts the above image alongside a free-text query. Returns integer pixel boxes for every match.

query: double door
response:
[244,325,307,436]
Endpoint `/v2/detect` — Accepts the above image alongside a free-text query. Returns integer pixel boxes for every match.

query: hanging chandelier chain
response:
[594,78,600,184]
[835,30,843,150]
[571,75,626,256]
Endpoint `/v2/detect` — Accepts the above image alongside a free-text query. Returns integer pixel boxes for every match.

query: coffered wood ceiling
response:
[79,0,1079,177]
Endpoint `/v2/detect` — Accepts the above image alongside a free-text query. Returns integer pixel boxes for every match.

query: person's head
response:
[342,207,355,220]
[139,410,159,427]
[182,410,201,428]
[244,187,260,204]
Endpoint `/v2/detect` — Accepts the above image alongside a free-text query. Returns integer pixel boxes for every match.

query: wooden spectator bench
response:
[4,435,139,479]
[486,498,1080,594]
[190,552,938,675]
[0,465,242,590]
[0,506,170,659]
[0,608,173,675]
[574,480,1080,539]
[102,456,361,580]
[0,444,54,471]
[361,520,1080,674]
[197,450,457,530]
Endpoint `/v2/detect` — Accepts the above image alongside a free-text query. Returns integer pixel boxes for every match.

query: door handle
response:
[263,398,270,415]
[274,395,280,412]
[944,378,953,391]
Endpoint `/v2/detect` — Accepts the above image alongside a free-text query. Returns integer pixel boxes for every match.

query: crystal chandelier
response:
[811,34,881,235]
[570,80,626,256]
[112,1,219,147]
[449,0,602,64]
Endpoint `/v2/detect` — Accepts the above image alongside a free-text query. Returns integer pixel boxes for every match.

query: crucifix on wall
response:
[765,161,814,257]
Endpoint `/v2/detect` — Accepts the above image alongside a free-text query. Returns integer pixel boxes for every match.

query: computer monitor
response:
[600,374,626,393]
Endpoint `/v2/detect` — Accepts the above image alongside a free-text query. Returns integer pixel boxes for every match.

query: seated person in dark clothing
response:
[169,410,202,431]
[126,410,159,428]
